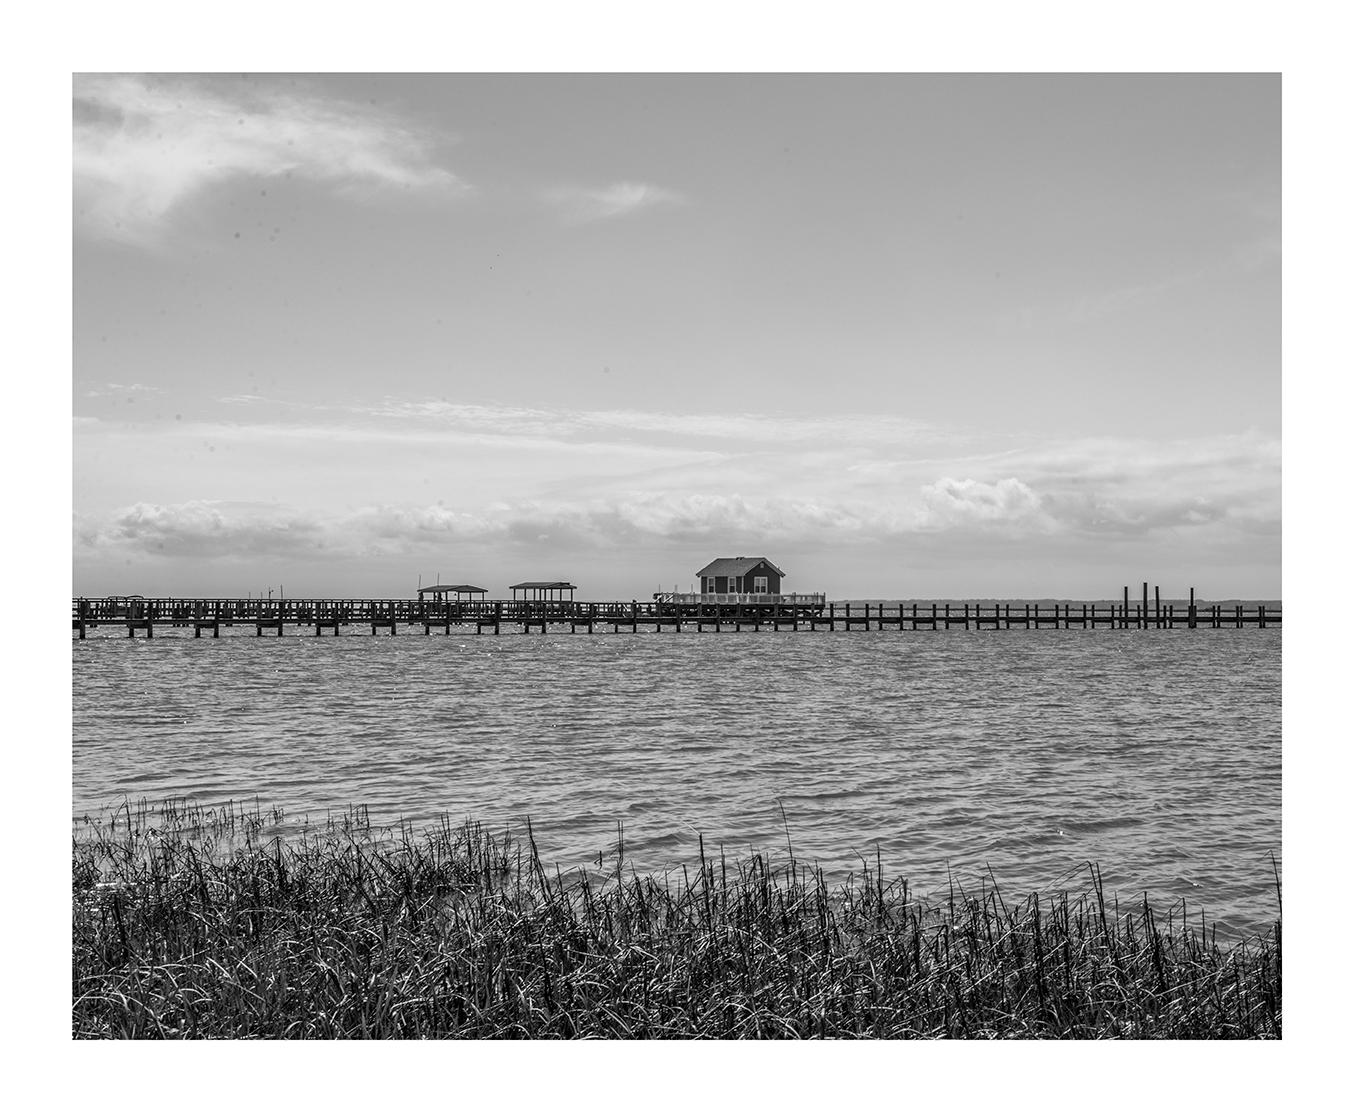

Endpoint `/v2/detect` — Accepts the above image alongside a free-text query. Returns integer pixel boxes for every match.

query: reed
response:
[72,801,1280,1039]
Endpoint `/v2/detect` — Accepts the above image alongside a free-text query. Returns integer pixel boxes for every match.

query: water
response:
[72,625,1282,939]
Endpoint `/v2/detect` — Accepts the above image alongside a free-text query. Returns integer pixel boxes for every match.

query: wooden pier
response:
[71,586,1279,639]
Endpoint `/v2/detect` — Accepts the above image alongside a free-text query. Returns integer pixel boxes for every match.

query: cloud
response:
[355,397,951,448]
[83,382,162,398]
[908,431,1280,540]
[73,74,465,243]
[78,500,325,559]
[76,495,887,562]
[76,434,1281,573]
[543,181,685,223]
[915,477,1049,531]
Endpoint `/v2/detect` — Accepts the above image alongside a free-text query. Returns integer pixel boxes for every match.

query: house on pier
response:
[652,556,822,609]
[697,557,784,597]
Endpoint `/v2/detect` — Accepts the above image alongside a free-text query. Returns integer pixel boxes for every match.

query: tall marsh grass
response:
[72,801,1280,1038]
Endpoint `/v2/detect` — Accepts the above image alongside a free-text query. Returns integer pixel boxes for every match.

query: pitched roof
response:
[696,556,785,578]
[418,584,487,595]
[509,581,577,590]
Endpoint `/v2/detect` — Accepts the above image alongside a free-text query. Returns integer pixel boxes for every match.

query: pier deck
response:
[71,595,1280,638]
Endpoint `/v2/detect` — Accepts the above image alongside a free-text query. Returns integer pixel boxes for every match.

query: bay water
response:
[72,622,1281,939]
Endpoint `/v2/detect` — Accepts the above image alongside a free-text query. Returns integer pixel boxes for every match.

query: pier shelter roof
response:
[418,584,487,595]
[697,557,785,578]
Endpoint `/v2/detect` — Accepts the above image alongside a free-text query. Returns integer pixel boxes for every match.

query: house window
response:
[754,576,768,594]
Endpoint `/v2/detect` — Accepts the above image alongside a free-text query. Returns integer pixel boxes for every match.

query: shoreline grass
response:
[72,800,1280,1039]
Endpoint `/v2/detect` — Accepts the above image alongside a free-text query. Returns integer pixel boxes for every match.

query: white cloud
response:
[544,180,685,222]
[76,495,891,562]
[74,74,465,243]
[83,382,163,398]
[75,447,1281,581]
[915,477,1050,531]
[79,500,324,559]
[357,397,950,448]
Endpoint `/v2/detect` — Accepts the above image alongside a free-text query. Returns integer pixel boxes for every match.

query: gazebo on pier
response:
[509,581,577,604]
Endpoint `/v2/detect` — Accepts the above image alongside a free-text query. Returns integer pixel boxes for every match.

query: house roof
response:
[696,556,786,578]
[509,581,577,590]
[418,584,487,595]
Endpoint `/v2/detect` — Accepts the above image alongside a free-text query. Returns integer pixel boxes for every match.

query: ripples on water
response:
[72,626,1281,938]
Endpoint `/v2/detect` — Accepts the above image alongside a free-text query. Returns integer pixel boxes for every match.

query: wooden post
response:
[1154,585,1161,629]
[1123,586,1129,629]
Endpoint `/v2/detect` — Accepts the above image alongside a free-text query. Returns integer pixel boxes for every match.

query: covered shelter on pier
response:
[509,581,577,603]
[417,583,488,602]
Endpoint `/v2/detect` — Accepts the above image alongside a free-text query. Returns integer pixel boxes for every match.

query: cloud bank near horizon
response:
[75,451,1278,564]
[73,395,1278,593]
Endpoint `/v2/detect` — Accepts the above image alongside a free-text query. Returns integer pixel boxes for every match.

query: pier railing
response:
[653,592,826,607]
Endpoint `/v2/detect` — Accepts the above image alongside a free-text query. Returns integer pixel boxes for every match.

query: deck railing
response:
[652,592,826,606]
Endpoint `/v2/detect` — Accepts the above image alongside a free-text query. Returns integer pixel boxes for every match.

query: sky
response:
[72,72,1280,600]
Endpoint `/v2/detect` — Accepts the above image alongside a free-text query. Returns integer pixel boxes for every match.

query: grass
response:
[72,800,1281,1039]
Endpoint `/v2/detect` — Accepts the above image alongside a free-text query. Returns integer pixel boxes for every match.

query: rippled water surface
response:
[73,626,1281,937]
